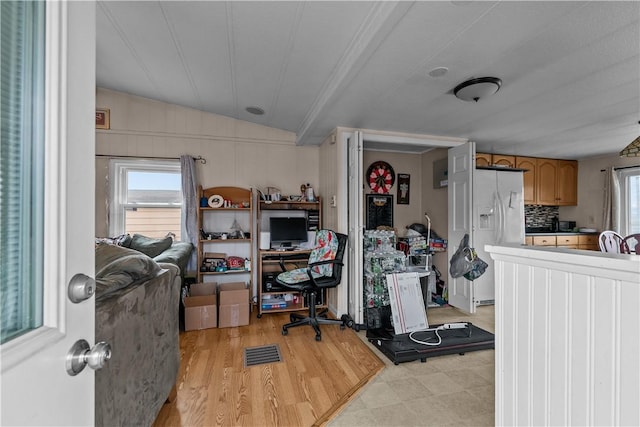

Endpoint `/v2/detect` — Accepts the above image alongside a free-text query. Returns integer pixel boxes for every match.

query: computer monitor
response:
[270,217,307,248]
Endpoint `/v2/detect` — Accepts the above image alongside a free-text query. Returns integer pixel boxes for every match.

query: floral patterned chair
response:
[276,230,348,341]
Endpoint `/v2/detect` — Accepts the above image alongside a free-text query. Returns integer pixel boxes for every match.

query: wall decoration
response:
[397,173,410,204]
[366,161,395,194]
[96,108,110,129]
[366,194,393,230]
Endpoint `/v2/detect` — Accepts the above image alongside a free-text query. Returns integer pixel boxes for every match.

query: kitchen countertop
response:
[525,231,599,236]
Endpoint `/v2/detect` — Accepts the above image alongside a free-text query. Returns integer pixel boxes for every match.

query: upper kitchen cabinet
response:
[519,157,577,206]
[536,158,558,205]
[515,156,537,204]
[476,153,515,168]
[556,160,578,205]
[492,155,516,168]
[476,153,492,167]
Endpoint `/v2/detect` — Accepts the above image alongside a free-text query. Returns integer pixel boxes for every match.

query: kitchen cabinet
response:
[556,160,578,205]
[578,234,599,251]
[532,235,556,246]
[556,235,579,249]
[492,155,516,168]
[476,153,492,167]
[196,186,253,284]
[516,156,577,206]
[515,156,537,204]
[527,233,599,251]
[476,153,515,168]
[536,158,558,205]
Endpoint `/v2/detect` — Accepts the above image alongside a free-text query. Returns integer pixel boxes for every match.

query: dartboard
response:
[366,161,395,194]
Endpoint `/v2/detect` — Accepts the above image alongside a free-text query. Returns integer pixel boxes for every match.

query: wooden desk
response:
[257,249,325,317]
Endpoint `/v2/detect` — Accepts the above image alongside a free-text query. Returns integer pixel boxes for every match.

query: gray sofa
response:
[94,238,192,426]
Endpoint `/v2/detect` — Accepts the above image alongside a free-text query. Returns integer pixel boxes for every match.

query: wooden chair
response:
[623,233,640,254]
[598,231,627,253]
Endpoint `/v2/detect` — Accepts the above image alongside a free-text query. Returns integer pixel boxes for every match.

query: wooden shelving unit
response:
[196,186,253,285]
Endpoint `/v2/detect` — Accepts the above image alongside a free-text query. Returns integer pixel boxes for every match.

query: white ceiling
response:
[96,1,640,159]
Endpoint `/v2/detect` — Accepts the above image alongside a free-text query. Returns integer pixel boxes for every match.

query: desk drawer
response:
[533,236,556,246]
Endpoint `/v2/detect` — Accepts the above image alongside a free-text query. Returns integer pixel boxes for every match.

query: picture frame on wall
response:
[96,108,110,129]
[366,194,393,230]
[397,173,410,204]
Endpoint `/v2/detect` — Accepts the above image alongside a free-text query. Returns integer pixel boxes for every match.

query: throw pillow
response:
[128,234,173,258]
[94,233,132,247]
[95,243,161,301]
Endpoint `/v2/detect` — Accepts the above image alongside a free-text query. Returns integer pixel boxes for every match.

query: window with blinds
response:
[109,159,183,239]
[1,1,46,344]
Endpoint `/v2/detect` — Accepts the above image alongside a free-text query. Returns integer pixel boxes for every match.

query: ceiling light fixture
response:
[453,77,502,102]
[245,106,265,115]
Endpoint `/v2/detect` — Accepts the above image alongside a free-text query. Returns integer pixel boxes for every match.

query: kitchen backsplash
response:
[525,205,559,228]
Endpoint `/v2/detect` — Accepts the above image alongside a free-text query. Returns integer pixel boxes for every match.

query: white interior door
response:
[347,131,364,324]
[447,141,476,313]
[1,2,97,425]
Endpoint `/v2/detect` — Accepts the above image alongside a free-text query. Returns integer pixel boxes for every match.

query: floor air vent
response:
[243,344,282,367]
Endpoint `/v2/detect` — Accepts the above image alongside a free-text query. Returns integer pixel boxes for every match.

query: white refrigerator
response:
[471,168,525,304]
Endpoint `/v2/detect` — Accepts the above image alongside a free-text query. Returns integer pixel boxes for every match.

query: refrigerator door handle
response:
[496,191,504,243]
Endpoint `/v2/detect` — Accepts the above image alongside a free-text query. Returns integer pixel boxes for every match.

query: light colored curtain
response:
[180,155,198,272]
[602,166,620,231]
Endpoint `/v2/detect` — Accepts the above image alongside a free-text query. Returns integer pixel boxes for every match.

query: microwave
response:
[559,221,576,232]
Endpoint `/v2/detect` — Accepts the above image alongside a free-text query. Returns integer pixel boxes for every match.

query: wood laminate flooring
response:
[154,311,384,427]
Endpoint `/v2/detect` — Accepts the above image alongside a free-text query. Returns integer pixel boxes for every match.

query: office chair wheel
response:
[341,314,354,329]
[315,334,321,341]
[282,328,288,336]
[290,314,297,322]
[340,324,345,330]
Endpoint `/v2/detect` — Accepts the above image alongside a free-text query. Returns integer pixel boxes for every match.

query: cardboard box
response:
[218,282,250,328]
[184,282,217,330]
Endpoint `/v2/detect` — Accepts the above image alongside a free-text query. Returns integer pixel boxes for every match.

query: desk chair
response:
[276,230,348,341]
[599,230,626,253]
[623,234,640,254]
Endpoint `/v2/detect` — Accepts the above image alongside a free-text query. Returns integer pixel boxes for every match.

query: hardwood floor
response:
[154,311,384,427]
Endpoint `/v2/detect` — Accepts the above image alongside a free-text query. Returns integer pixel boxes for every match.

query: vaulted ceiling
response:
[96,1,639,159]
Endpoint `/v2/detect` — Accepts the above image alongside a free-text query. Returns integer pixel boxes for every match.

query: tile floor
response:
[329,305,495,427]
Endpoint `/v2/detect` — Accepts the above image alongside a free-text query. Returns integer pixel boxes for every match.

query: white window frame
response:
[108,159,182,236]
[617,166,640,236]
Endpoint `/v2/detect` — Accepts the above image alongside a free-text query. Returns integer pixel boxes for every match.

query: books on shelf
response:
[261,296,287,310]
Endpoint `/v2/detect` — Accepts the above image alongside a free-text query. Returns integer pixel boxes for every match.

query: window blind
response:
[1,1,45,344]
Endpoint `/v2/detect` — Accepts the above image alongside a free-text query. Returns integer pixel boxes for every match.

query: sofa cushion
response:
[95,243,161,301]
[128,234,173,258]
[154,242,193,272]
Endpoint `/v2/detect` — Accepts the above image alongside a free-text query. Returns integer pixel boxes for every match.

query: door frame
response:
[337,128,467,325]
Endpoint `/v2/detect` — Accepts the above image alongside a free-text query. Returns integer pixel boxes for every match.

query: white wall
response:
[488,245,640,426]
[420,148,450,282]
[362,150,425,232]
[560,153,638,230]
[95,88,320,236]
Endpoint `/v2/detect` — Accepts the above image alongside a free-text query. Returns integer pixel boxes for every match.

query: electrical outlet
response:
[331,195,337,207]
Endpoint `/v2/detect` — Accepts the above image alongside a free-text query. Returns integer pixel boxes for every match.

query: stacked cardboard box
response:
[183,282,250,330]
[184,282,217,330]
[217,282,250,328]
